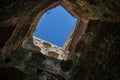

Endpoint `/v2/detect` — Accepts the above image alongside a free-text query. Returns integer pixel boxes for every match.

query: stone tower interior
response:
[0,0,120,80]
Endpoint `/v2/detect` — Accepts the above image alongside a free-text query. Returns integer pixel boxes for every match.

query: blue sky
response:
[34,5,77,47]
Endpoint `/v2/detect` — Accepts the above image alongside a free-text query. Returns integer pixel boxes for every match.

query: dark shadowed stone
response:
[0,25,15,48]
[0,67,25,80]
[86,20,99,33]
[31,52,46,64]
[60,59,73,72]
[4,57,11,63]
[37,68,43,74]
[75,40,86,53]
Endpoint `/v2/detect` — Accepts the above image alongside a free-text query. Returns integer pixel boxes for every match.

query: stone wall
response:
[22,36,65,60]
[70,21,120,80]
[0,0,59,59]
[0,0,120,80]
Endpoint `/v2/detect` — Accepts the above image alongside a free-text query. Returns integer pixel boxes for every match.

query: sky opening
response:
[34,5,77,47]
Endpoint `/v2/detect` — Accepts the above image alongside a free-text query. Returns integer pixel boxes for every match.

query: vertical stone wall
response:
[0,0,60,59]
[70,21,120,80]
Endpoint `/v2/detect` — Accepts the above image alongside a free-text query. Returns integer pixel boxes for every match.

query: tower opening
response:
[33,5,77,47]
